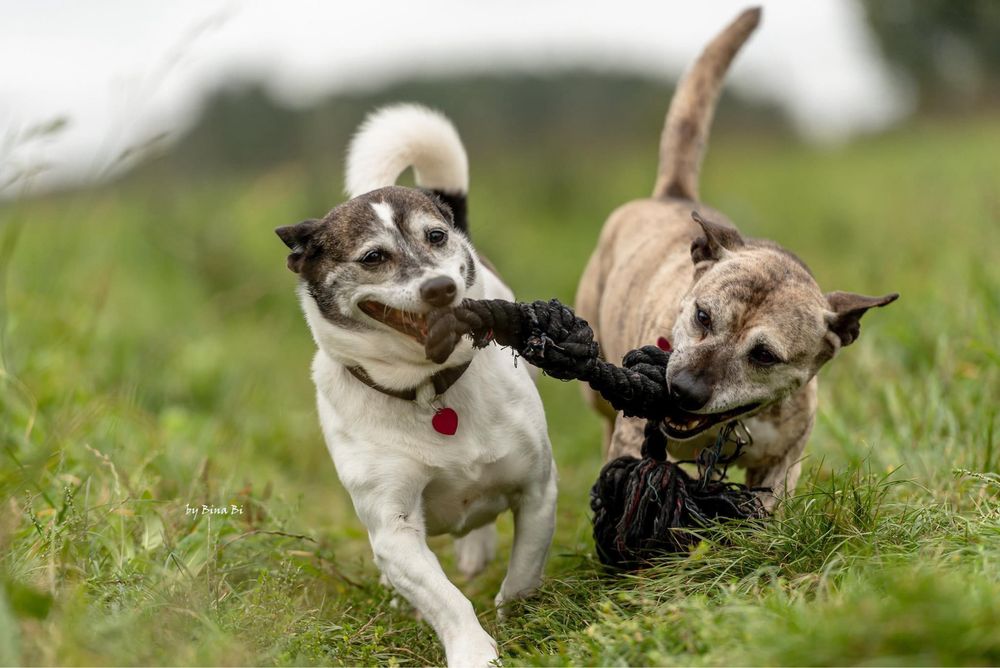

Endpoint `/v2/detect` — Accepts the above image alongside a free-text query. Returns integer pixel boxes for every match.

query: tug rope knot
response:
[591,419,766,567]
[425,297,768,569]
[427,299,671,419]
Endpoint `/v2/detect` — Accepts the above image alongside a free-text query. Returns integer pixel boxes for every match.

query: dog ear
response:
[825,291,899,347]
[275,219,320,274]
[429,194,455,225]
[690,211,744,264]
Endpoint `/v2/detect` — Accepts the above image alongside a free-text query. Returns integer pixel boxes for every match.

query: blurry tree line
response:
[132,1,1000,183]
[861,0,1000,110]
[138,73,786,181]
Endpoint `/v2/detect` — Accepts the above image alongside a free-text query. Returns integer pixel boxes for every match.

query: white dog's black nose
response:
[668,369,712,412]
[420,276,457,307]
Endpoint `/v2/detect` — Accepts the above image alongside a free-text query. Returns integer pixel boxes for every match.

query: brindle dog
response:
[575,7,897,509]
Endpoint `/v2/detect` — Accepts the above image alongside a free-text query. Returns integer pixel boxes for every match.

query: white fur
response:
[300,221,473,391]
[370,200,396,230]
[300,108,555,667]
[346,104,469,198]
[308,262,556,667]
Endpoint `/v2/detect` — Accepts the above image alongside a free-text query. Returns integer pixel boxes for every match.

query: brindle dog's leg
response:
[745,430,809,512]
[607,414,647,461]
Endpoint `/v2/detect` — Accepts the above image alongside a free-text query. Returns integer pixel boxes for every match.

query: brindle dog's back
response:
[576,8,762,453]
[574,8,896,509]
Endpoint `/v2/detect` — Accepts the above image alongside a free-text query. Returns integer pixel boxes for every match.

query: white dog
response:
[275,104,557,667]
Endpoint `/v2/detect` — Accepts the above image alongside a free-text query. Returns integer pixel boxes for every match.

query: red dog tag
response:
[432,407,459,436]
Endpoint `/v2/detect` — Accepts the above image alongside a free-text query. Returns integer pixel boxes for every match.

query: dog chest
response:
[314,347,552,535]
[422,474,516,536]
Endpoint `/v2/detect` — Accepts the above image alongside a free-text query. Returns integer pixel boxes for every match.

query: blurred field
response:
[1,113,999,665]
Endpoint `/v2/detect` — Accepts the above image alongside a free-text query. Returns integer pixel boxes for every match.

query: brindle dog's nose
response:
[668,369,712,412]
[420,276,457,307]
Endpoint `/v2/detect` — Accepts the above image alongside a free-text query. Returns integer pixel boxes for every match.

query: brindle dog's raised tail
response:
[653,7,761,202]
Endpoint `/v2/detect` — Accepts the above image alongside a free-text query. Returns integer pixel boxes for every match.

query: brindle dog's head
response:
[662,211,897,440]
[275,186,480,366]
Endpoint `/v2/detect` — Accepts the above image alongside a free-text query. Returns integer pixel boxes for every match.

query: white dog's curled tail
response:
[345,104,469,229]
[346,104,469,231]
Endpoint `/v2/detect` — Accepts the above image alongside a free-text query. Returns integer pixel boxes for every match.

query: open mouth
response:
[661,402,760,440]
[358,300,429,343]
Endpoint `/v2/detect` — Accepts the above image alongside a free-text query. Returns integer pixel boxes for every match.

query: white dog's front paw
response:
[445,628,500,667]
[454,524,497,579]
[494,585,536,623]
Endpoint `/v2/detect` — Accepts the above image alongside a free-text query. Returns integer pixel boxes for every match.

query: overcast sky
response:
[1,0,911,195]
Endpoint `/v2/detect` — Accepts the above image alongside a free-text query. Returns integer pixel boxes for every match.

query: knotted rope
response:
[426,299,672,420]
[426,298,767,568]
[591,419,765,567]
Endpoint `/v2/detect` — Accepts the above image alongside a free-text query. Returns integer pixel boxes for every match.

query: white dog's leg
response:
[366,501,498,666]
[380,573,421,617]
[494,469,557,616]
[454,523,497,578]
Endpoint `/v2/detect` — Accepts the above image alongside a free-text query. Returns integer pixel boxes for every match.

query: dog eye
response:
[695,307,712,330]
[749,346,780,367]
[426,229,448,246]
[359,249,389,267]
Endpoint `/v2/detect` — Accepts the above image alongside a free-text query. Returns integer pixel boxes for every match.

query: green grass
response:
[1,115,999,666]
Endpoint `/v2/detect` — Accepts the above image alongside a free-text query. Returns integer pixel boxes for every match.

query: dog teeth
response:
[665,416,710,433]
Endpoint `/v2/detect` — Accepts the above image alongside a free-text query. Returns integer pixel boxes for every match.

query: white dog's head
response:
[276,186,484,375]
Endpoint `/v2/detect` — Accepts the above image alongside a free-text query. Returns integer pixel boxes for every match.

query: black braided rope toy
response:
[426,298,767,569]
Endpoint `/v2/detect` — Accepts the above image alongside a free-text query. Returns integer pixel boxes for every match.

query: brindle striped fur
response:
[575,8,897,509]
